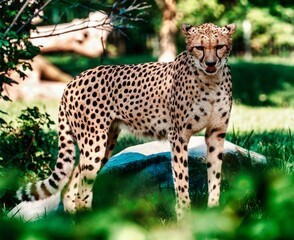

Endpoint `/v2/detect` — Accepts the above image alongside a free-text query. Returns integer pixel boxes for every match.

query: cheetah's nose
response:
[205,61,217,67]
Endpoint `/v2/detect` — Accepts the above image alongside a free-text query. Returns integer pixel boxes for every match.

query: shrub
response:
[0,107,57,210]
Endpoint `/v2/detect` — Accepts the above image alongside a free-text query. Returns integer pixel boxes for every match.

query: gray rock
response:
[94,136,267,213]
[102,136,266,174]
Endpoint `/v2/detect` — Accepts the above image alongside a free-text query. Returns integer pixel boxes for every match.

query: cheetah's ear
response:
[224,23,236,35]
[181,23,193,35]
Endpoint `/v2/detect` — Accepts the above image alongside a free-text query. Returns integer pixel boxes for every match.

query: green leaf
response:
[0,75,18,85]
[0,118,6,125]
[0,109,8,115]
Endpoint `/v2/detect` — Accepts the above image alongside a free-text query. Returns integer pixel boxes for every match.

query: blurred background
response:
[46,0,294,108]
[2,0,294,106]
[41,0,294,58]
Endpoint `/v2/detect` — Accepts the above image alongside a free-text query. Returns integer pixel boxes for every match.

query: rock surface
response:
[8,136,266,221]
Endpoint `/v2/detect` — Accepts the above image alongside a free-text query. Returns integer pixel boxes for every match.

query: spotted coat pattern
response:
[17,23,236,220]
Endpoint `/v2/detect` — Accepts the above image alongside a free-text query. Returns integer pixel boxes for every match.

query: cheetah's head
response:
[182,22,236,75]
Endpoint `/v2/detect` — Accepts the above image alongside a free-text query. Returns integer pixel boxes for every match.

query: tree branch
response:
[3,0,30,38]
[16,0,52,34]
[30,25,113,39]
[28,0,150,40]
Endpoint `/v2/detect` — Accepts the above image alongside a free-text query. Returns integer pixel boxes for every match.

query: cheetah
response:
[17,22,236,220]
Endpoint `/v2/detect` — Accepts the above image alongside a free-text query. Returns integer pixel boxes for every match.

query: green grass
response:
[1,162,293,239]
[229,104,293,132]
[1,100,293,181]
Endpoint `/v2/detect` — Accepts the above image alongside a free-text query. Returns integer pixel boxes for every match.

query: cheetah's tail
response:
[16,101,76,202]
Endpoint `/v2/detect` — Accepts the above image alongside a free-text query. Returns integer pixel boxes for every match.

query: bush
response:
[0,107,58,210]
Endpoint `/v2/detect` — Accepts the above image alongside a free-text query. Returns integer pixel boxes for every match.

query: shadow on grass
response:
[47,53,294,107]
[231,61,294,106]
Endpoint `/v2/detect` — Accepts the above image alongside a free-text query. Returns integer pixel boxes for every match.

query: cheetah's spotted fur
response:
[18,22,236,219]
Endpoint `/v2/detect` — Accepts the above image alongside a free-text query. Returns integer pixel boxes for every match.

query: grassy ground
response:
[0,55,293,239]
[2,100,293,132]
[1,99,293,160]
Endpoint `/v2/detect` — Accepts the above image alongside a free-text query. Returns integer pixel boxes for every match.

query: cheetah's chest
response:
[184,87,230,134]
[190,100,213,131]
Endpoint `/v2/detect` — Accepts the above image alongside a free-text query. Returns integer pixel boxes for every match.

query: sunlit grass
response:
[229,104,293,132]
[2,99,292,174]
[1,100,293,133]
[230,55,294,66]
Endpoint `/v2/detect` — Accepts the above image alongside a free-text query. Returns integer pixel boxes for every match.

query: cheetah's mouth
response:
[205,66,217,74]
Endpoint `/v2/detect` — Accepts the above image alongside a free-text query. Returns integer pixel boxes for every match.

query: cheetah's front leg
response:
[170,134,191,220]
[205,126,228,207]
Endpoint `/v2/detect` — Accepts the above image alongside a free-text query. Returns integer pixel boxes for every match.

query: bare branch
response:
[30,25,113,39]
[28,0,150,40]
[29,16,113,39]
[122,0,150,13]
[16,0,52,34]
[100,35,106,63]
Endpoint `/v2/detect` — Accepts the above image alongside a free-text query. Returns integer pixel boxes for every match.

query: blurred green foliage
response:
[0,165,294,239]
[178,0,294,55]
[39,0,294,56]
[231,60,294,106]
[246,7,294,55]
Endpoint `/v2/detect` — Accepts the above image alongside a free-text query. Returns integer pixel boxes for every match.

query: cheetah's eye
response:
[195,46,204,51]
[216,45,225,50]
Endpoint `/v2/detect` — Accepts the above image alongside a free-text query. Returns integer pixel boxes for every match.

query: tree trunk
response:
[158,0,177,62]
[242,19,252,60]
